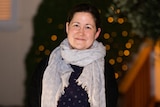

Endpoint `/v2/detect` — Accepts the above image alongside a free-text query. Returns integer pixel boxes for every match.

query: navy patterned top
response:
[28,57,118,107]
[57,65,90,107]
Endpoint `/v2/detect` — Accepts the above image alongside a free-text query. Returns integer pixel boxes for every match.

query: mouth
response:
[75,37,86,41]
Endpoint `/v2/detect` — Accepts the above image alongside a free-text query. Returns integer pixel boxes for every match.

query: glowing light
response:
[105,44,110,50]
[124,50,130,56]
[110,6,114,11]
[128,39,134,44]
[104,33,110,39]
[122,31,128,37]
[58,24,64,29]
[109,59,115,65]
[125,42,132,49]
[51,35,57,41]
[118,18,124,24]
[108,38,113,43]
[47,18,53,23]
[122,64,128,71]
[44,49,50,55]
[38,45,45,51]
[108,17,114,23]
[111,32,117,37]
[116,9,120,14]
[115,72,119,79]
[116,57,123,63]
[118,50,124,56]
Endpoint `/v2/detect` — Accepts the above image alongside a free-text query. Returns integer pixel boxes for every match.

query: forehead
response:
[71,12,95,22]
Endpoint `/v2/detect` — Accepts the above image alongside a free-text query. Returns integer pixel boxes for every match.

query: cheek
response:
[67,28,77,35]
[86,32,97,40]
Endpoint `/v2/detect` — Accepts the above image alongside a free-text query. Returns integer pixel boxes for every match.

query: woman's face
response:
[66,12,101,50]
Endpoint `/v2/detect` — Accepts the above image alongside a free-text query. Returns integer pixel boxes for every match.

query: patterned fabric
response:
[57,65,90,107]
[41,38,106,107]
[28,55,118,107]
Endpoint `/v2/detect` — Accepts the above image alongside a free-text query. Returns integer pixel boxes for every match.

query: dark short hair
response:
[67,3,101,30]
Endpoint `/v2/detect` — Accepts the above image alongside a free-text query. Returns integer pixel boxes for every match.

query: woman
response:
[28,3,118,107]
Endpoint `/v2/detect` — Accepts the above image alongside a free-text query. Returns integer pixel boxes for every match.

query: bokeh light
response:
[105,44,110,50]
[125,42,132,49]
[117,57,123,63]
[104,33,110,39]
[109,58,115,65]
[51,35,57,41]
[118,18,124,24]
[122,64,128,71]
[124,50,130,56]
[118,50,124,56]
[58,24,64,29]
[38,45,45,51]
[107,16,114,23]
[47,18,53,23]
[122,31,128,37]
[44,49,50,55]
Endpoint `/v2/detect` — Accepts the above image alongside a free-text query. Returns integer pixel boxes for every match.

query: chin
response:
[73,46,87,50]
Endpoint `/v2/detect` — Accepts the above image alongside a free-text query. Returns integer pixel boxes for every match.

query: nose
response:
[79,27,84,35]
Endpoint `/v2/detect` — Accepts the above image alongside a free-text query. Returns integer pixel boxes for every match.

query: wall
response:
[0,0,41,106]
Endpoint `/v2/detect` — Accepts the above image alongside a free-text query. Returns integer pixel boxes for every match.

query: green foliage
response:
[109,0,160,41]
[24,0,143,106]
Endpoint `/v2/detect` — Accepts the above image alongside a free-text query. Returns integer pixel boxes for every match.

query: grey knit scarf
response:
[41,38,106,107]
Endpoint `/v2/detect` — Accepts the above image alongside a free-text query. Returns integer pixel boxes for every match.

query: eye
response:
[85,25,93,30]
[73,23,80,27]
[86,26,91,29]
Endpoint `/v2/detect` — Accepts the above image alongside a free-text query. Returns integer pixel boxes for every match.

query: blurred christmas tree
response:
[24,0,143,106]
[109,0,160,41]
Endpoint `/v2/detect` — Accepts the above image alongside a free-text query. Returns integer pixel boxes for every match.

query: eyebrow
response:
[71,22,95,28]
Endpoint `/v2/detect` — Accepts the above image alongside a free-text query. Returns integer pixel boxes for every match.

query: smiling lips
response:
[75,37,86,41]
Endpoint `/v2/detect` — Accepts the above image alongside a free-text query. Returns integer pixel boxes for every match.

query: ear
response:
[66,22,69,34]
[95,28,101,39]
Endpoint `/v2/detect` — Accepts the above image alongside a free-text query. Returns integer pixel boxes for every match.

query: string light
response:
[115,9,120,14]
[107,16,114,23]
[109,58,115,65]
[47,18,53,23]
[115,72,119,79]
[58,24,64,29]
[38,45,45,51]
[117,18,124,24]
[122,31,128,37]
[124,50,130,56]
[122,64,128,71]
[128,39,134,44]
[44,49,50,55]
[104,33,110,39]
[51,35,57,41]
[110,6,114,11]
[105,44,110,50]
[116,57,123,63]
[125,42,132,49]
[118,50,124,56]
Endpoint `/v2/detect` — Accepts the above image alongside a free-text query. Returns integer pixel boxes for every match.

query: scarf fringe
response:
[41,38,106,107]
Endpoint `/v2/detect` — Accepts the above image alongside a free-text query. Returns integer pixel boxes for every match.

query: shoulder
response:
[104,55,119,107]
[104,56,115,79]
[28,56,49,107]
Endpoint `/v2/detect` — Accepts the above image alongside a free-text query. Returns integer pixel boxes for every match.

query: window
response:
[0,0,18,31]
[0,0,11,20]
